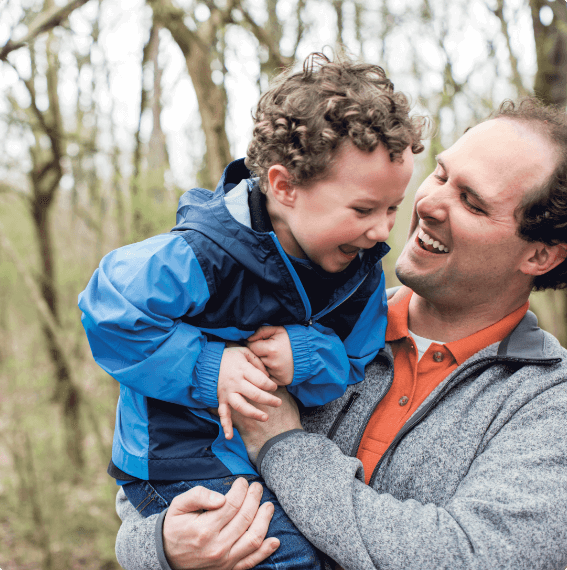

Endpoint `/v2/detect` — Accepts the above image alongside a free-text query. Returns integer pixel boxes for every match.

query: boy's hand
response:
[247,326,294,386]
[218,346,281,440]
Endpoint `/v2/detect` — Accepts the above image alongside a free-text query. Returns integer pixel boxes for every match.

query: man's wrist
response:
[255,429,304,475]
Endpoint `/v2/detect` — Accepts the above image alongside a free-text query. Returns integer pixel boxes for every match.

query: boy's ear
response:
[268,165,296,206]
[520,242,567,277]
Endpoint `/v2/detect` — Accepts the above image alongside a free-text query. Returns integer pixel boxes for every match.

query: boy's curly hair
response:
[245,52,425,192]
[490,98,567,291]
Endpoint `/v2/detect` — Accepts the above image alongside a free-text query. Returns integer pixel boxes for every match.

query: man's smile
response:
[417,228,450,254]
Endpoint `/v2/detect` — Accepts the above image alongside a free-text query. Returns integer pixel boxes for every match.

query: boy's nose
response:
[365,217,391,243]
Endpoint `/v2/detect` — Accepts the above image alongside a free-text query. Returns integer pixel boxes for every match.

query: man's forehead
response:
[440,119,557,200]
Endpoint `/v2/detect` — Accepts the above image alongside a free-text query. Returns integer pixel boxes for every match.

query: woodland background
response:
[0,0,566,567]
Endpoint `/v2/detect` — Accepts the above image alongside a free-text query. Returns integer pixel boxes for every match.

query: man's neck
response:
[407,291,530,343]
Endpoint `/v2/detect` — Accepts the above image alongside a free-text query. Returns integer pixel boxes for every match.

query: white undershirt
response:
[408,330,441,361]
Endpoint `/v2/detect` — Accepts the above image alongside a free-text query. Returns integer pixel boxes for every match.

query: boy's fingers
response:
[245,367,278,392]
[219,402,234,440]
[242,348,268,374]
[228,394,270,421]
[247,325,278,342]
[231,383,282,409]
[246,339,270,359]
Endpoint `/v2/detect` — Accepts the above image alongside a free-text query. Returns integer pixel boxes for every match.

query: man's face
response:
[395,119,558,305]
[276,142,414,273]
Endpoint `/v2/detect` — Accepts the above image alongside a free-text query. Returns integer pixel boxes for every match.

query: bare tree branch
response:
[0,0,91,61]
[0,220,69,360]
[491,0,529,97]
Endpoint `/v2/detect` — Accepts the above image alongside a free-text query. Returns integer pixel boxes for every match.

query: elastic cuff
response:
[194,341,225,407]
[256,429,304,475]
[155,508,174,570]
[284,325,312,385]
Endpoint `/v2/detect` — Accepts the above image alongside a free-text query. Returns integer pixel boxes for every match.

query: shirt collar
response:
[386,286,530,365]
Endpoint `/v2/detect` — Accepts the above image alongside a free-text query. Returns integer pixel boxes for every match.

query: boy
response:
[79,52,423,569]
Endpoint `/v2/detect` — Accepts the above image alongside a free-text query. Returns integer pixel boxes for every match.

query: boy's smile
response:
[267,142,414,273]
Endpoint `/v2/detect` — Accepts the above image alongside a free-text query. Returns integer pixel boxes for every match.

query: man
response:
[115,99,567,570]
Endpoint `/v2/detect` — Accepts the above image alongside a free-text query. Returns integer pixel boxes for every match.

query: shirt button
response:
[433,351,444,362]
[399,396,409,406]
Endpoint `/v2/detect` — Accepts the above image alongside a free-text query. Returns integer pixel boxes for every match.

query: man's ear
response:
[267,165,296,207]
[520,242,567,276]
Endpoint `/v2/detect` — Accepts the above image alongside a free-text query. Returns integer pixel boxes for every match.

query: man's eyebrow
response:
[435,155,491,212]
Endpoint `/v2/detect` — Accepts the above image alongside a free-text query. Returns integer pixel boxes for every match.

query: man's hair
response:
[245,52,425,192]
[491,98,567,291]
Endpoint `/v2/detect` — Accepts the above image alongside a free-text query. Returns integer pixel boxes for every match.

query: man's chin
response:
[394,264,436,297]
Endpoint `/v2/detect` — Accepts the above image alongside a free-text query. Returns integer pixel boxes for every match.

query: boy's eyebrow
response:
[435,155,491,212]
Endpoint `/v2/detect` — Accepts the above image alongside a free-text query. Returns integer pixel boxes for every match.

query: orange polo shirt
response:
[357,287,529,484]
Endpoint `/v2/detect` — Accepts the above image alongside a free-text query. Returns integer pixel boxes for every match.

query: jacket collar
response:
[386,286,557,363]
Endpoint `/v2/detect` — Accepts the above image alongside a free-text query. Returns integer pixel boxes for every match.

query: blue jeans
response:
[123,475,324,569]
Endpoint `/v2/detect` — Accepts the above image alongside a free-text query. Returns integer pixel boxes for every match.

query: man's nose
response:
[415,183,448,223]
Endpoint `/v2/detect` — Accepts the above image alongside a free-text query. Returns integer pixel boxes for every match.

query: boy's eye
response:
[354,208,372,215]
[388,206,399,213]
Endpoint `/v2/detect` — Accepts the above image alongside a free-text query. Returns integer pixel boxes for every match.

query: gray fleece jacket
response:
[114,309,567,570]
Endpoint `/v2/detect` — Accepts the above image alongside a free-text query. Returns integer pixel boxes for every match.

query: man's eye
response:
[354,208,371,215]
[434,174,448,184]
[388,206,399,213]
[460,193,484,214]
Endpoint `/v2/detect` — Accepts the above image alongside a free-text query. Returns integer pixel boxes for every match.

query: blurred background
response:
[0,0,566,567]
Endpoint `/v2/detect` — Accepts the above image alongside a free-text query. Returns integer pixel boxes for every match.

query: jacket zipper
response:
[310,274,369,324]
[366,355,560,486]
[348,351,395,456]
[326,392,361,440]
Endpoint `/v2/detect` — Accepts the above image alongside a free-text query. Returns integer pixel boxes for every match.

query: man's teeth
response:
[418,230,449,253]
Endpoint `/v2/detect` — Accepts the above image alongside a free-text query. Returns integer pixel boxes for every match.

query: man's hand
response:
[247,326,294,386]
[218,346,282,440]
[163,477,280,570]
[232,387,302,463]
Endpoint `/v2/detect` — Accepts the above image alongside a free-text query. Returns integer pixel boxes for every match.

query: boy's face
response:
[270,142,414,273]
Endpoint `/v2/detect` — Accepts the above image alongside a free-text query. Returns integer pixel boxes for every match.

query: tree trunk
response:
[530,0,567,105]
[23,30,85,471]
[149,0,232,190]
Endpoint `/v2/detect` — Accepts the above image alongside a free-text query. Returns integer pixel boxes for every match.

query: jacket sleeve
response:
[284,273,387,407]
[115,488,171,570]
[78,234,224,408]
[259,384,567,570]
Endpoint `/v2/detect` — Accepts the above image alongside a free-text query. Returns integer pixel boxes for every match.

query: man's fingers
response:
[220,481,264,539]
[230,500,280,569]
[232,538,280,570]
[168,485,227,516]
[247,325,278,343]
[219,402,234,440]
[201,477,250,529]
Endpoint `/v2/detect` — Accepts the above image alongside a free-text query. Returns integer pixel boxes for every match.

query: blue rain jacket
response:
[78,159,390,481]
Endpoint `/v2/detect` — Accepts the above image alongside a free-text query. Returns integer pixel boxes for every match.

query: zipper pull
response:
[303,318,312,327]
